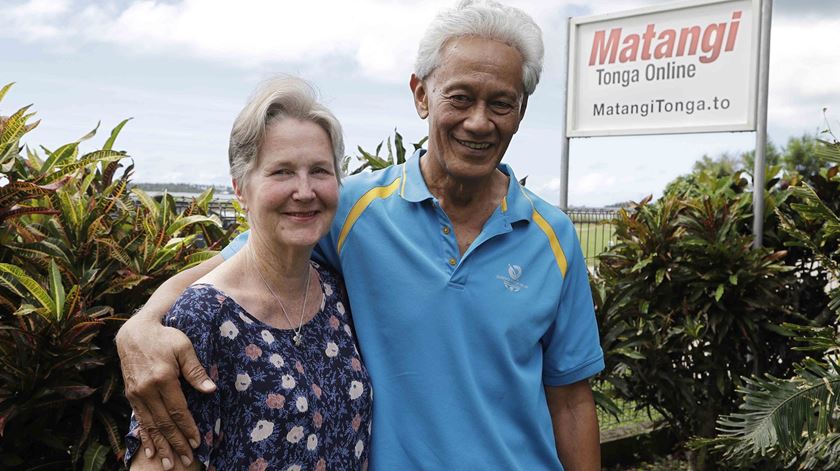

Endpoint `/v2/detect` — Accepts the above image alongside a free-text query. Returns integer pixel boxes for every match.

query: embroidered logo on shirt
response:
[496,264,528,292]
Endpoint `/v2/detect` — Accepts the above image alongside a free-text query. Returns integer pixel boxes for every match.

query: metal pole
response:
[752,0,773,248]
[559,17,572,211]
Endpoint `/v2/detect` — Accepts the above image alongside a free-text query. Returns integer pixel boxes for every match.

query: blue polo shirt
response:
[222,151,604,470]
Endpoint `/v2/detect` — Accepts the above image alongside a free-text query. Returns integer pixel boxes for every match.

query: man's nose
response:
[462,103,493,134]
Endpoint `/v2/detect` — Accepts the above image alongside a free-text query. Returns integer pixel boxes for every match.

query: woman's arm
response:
[116,255,223,470]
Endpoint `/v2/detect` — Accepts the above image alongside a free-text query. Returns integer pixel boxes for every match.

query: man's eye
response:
[492,101,514,111]
[448,95,471,105]
[312,167,333,175]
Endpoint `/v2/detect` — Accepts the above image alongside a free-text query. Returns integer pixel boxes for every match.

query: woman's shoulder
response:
[165,284,237,329]
[311,260,343,287]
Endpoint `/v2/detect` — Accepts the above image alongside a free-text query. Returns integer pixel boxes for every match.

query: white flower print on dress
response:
[270,353,285,368]
[238,312,253,324]
[325,342,339,358]
[250,420,274,442]
[286,426,304,444]
[349,380,364,400]
[219,320,239,339]
[296,396,308,412]
[307,434,318,450]
[344,324,352,336]
[261,330,275,344]
[355,439,364,458]
[286,466,302,471]
[281,374,296,390]
[323,283,333,296]
[336,302,345,315]
[214,418,221,434]
[235,373,251,391]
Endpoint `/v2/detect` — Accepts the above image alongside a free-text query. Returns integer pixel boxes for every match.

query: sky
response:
[1,0,838,207]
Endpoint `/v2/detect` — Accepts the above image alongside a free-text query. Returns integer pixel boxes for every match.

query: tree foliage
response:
[0,83,240,469]
[594,142,837,469]
[711,138,840,470]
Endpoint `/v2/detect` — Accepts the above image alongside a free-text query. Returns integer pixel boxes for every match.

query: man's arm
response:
[116,255,223,470]
[545,379,600,471]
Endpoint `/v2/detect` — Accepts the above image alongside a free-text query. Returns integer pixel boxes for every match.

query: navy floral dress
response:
[125,264,372,470]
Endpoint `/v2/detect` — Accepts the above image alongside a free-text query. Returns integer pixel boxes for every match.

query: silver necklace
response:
[249,248,311,346]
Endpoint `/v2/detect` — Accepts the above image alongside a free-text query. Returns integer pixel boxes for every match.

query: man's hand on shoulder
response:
[117,315,214,469]
[116,255,223,469]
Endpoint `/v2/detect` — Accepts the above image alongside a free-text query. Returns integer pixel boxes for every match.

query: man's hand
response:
[545,379,601,471]
[128,423,202,471]
[116,255,224,470]
[117,318,215,469]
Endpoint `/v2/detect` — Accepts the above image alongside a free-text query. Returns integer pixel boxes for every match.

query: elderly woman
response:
[125,77,372,470]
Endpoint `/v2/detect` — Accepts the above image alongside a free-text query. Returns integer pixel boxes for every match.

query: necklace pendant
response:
[293,333,302,346]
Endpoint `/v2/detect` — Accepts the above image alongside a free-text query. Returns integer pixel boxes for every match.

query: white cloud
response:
[5,0,71,40]
[767,16,840,132]
[573,172,619,194]
[1,0,454,82]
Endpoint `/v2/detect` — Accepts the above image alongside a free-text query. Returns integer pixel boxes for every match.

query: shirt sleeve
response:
[220,230,249,260]
[124,287,223,467]
[312,235,341,274]
[541,235,605,386]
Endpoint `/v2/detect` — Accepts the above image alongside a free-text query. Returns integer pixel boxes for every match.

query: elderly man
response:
[116,0,604,469]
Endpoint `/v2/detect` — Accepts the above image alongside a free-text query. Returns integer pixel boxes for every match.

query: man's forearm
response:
[125,255,224,324]
[546,380,600,471]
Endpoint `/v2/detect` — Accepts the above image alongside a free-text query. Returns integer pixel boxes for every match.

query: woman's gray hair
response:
[414,0,544,96]
[229,76,344,187]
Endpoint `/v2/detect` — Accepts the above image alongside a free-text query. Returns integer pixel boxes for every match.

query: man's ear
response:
[519,94,529,122]
[409,74,429,119]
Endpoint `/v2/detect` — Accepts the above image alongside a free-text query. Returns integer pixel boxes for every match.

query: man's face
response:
[411,36,526,183]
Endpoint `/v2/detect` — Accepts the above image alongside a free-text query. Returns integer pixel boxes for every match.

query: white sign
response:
[566,0,761,137]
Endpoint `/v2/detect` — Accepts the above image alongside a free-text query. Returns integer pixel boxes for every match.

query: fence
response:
[568,208,619,263]
[167,195,619,261]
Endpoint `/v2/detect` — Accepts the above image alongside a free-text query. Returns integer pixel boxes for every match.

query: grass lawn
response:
[598,393,663,441]
[575,221,616,262]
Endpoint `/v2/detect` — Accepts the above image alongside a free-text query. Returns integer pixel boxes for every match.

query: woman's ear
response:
[233,179,248,212]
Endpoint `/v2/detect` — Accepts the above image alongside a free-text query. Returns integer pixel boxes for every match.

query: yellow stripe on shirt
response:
[517,185,568,277]
[337,177,402,254]
[532,210,569,277]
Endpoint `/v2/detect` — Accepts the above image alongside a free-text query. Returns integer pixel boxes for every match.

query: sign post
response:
[561,0,770,237]
[751,0,772,247]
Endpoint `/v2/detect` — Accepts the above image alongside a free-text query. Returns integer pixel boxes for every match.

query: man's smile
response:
[455,137,492,150]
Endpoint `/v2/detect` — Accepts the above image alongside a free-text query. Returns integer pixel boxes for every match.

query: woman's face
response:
[236,118,339,251]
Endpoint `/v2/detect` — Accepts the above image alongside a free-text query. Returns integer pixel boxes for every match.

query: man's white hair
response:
[414,0,544,95]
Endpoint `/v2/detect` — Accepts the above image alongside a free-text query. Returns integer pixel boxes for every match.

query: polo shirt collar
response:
[399,149,435,203]
[400,149,533,224]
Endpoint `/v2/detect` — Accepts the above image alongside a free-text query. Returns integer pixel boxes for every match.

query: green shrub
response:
[712,138,840,470]
[0,83,238,469]
[594,165,835,470]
